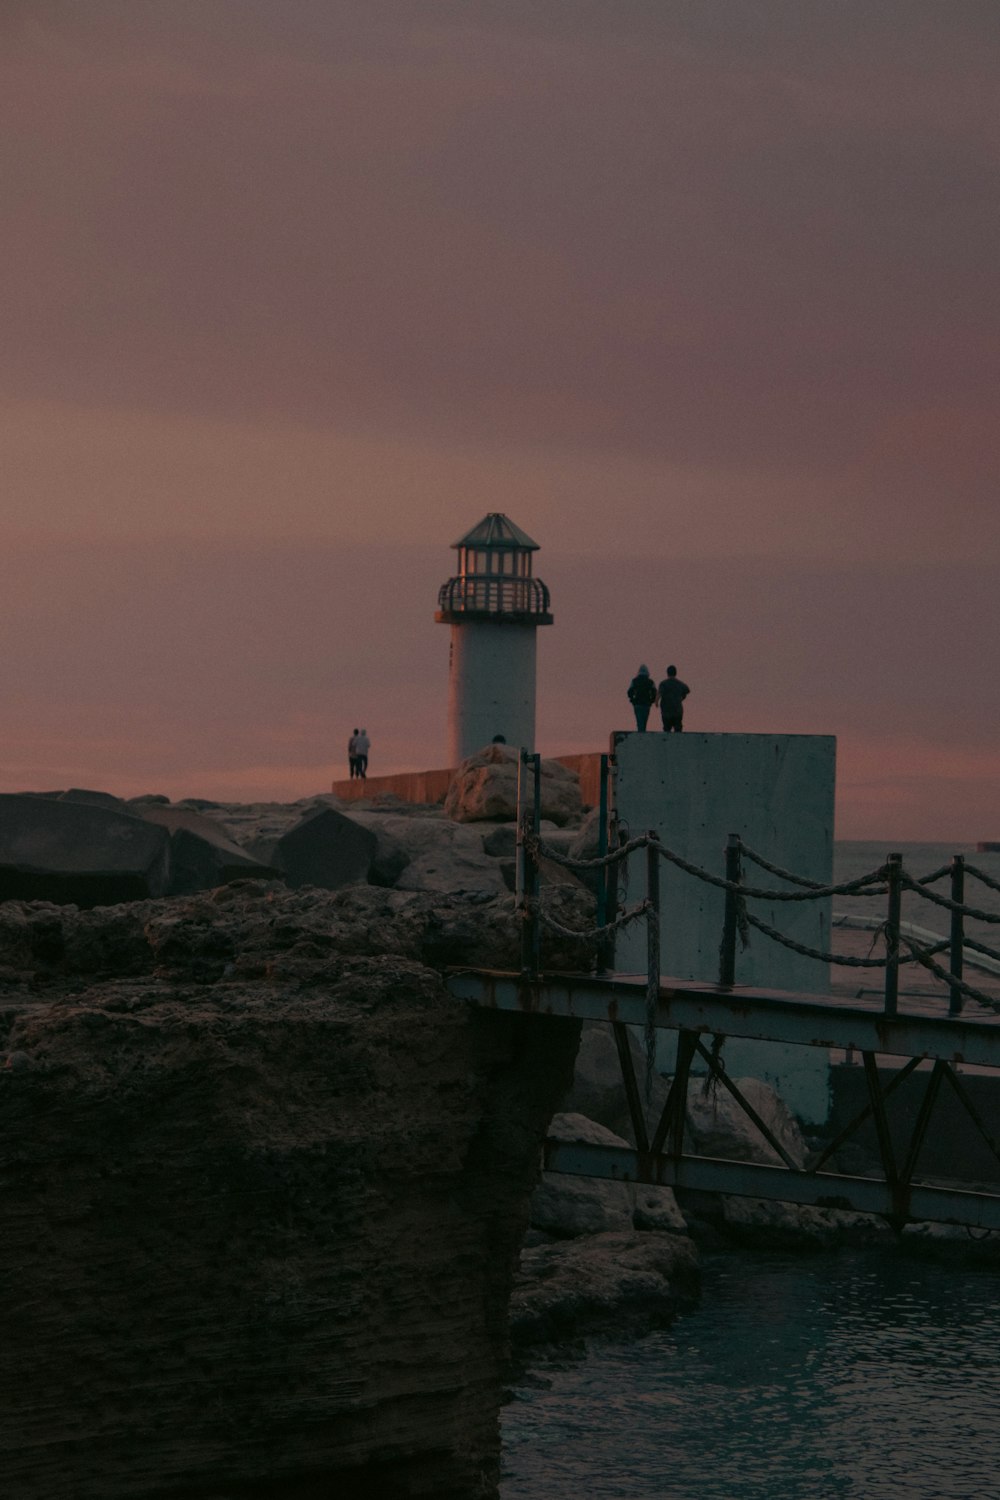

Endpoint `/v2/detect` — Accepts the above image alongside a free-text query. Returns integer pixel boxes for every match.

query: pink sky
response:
[3,2,998,840]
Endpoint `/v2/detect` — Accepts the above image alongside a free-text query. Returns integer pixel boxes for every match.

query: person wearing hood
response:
[626,664,657,731]
[354,728,370,779]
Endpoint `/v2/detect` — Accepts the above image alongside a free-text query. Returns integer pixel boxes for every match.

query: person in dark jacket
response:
[657,666,690,731]
[627,664,657,731]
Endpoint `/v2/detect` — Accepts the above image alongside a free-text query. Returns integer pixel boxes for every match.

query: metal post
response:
[594,753,609,976]
[949,854,965,1016]
[719,834,742,987]
[884,852,902,1017]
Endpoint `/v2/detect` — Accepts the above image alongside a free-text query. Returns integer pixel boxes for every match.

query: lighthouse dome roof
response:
[451,513,539,550]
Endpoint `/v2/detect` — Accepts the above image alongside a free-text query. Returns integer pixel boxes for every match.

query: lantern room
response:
[435,513,553,624]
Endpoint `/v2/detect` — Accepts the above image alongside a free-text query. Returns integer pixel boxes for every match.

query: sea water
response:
[502,1250,1000,1500]
[501,843,1000,1499]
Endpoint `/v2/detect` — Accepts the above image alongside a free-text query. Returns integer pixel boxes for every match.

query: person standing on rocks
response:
[348,728,360,779]
[626,664,657,731]
[355,728,370,779]
[657,666,690,732]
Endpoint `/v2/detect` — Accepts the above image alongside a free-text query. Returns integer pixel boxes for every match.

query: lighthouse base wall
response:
[447,622,538,765]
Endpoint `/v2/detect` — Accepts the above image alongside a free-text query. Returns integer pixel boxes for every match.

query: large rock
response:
[511,1230,699,1349]
[444,744,583,826]
[350,813,510,897]
[532,1112,687,1239]
[133,805,281,895]
[0,903,581,1500]
[0,794,170,907]
[561,1021,670,1146]
[531,1114,635,1237]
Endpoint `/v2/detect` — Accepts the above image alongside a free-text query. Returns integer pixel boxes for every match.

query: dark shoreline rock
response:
[0,892,582,1500]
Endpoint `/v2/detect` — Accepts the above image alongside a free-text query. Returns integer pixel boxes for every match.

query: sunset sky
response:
[3,1,998,839]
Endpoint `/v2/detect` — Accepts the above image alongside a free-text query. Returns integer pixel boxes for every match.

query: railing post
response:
[719,834,742,987]
[949,853,965,1016]
[884,852,902,1016]
[594,752,610,976]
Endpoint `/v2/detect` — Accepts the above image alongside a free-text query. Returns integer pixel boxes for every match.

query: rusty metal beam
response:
[543,1139,1000,1232]
[446,970,1000,1068]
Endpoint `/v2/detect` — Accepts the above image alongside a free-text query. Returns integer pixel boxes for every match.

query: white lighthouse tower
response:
[436,513,553,765]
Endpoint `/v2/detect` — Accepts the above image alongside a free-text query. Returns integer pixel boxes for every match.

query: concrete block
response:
[613,732,836,1124]
[273,808,378,891]
[0,794,171,907]
[133,806,280,895]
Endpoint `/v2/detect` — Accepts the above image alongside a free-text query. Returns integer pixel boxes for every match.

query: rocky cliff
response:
[0,884,584,1499]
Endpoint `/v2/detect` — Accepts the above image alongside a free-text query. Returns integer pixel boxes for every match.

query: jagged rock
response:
[481,823,518,858]
[510,1230,699,1348]
[356,814,509,896]
[56,788,126,809]
[716,1194,886,1245]
[0,882,596,985]
[531,1114,634,1237]
[565,806,605,896]
[132,805,281,895]
[0,794,171,908]
[0,925,581,1499]
[444,744,583,826]
[632,1182,688,1233]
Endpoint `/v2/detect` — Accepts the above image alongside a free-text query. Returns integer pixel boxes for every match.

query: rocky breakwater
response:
[0,880,591,1498]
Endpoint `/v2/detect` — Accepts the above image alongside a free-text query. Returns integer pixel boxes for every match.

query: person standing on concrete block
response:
[657,666,690,732]
[355,728,370,779]
[627,664,657,731]
[348,728,361,779]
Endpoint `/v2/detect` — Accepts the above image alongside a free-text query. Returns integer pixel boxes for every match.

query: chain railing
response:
[514,751,1000,1048]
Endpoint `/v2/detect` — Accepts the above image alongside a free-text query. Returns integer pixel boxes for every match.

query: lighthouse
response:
[436,513,553,765]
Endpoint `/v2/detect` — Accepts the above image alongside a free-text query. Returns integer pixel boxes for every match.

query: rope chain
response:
[744,911,953,970]
[899,874,1000,925]
[965,863,1000,897]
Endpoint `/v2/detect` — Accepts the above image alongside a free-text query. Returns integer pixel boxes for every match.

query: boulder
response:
[349,813,509,897]
[313,811,410,888]
[532,1111,687,1238]
[444,744,582,826]
[683,1075,808,1169]
[561,1021,670,1146]
[716,1194,886,1246]
[0,795,171,907]
[531,1114,635,1237]
[56,788,126,809]
[510,1229,699,1348]
[132,806,281,895]
[269,807,378,891]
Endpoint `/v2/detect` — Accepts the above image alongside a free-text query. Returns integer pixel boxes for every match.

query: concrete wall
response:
[446,621,538,765]
[613,732,836,1123]
[332,753,603,809]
